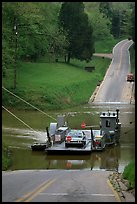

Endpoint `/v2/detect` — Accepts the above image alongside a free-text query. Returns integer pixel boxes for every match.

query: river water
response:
[2,103,135,173]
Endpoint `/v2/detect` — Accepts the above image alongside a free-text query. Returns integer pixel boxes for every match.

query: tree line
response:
[2,2,135,77]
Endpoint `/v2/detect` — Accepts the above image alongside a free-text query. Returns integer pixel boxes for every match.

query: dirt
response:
[121,82,135,104]
[93,53,113,59]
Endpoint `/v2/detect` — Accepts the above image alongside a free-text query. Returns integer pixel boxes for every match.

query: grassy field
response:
[94,38,125,53]
[2,57,111,110]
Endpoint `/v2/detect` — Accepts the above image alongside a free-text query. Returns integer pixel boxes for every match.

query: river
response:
[2,102,135,173]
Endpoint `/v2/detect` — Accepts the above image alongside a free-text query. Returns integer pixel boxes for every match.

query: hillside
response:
[2,57,111,110]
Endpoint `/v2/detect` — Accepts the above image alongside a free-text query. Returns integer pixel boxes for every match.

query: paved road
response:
[2,170,121,202]
[93,39,134,104]
[2,39,134,203]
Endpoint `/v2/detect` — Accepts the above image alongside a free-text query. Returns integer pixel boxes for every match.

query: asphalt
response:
[90,52,135,105]
[91,52,135,202]
[3,170,135,202]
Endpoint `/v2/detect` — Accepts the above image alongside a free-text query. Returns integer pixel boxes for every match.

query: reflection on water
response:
[2,103,135,172]
[3,145,134,173]
[8,145,121,171]
[45,145,121,171]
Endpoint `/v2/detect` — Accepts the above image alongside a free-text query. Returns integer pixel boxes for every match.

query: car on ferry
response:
[65,130,86,148]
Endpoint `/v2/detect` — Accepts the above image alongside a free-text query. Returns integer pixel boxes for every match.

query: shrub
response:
[2,144,12,171]
[122,160,135,189]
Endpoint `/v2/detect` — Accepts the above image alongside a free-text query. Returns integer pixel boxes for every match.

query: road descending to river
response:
[93,39,134,104]
[2,39,135,202]
[2,170,121,202]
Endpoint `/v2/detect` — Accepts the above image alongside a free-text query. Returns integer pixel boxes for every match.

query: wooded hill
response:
[2,2,135,110]
[2,2,135,76]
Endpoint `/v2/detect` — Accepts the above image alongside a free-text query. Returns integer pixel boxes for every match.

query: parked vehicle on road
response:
[65,130,86,148]
[127,73,134,82]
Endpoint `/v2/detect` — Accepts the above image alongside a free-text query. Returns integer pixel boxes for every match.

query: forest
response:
[2,2,135,110]
[2,2,135,77]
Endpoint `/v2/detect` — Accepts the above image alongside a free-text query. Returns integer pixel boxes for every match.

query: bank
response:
[3,38,127,111]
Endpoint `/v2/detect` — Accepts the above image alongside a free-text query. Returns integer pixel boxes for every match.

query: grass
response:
[2,56,111,110]
[2,37,133,111]
[122,160,135,189]
[94,38,125,53]
[129,44,135,74]
[2,37,135,170]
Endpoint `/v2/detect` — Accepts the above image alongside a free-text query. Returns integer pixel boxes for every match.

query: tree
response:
[2,3,16,77]
[2,2,68,88]
[99,2,133,39]
[85,2,112,41]
[59,2,94,63]
[130,6,135,42]
[99,2,113,20]
[111,10,120,38]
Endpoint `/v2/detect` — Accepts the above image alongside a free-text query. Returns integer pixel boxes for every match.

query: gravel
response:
[108,172,135,202]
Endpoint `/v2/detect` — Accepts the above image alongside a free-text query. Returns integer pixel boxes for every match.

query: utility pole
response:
[13,17,18,89]
[13,20,40,89]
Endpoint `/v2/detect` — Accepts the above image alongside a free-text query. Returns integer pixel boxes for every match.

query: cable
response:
[2,86,57,121]
[2,105,38,134]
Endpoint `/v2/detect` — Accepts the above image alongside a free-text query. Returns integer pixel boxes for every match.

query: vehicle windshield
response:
[66,131,83,137]
[93,130,101,136]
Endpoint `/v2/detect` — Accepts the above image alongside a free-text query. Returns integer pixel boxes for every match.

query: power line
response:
[2,105,37,133]
[2,86,57,121]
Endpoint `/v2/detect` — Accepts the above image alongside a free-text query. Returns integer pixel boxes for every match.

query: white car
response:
[65,130,86,148]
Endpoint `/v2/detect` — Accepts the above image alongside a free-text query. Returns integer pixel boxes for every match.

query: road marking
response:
[15,178,57,202]
[107,179,121,202]
[15,179,51,202]
[93,39,132,103]
[116,40,132,75]
[39,192,115,197]
[40,192,68,195]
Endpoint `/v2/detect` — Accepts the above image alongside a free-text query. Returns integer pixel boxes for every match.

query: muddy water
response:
[2,103,135,172]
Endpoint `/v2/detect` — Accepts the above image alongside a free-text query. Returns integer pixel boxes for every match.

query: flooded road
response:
[2,103,135,173]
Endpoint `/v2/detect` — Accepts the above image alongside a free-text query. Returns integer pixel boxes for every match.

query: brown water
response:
[2,103,135,172]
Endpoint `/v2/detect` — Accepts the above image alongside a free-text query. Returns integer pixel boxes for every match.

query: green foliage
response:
[99,2,113,19]
[129,44,135,74]
[2,143,12,170]
[130,6,135,41]
[2,2,134,90]
[2,2,68,76]
[59,2,94,63]
[95,38,121,53]
[111,10,121,38]
[122,160,135,189]
[96,2,134,39]
[86,6,112,41]
[2,57,110,110]
[85,2,134,41]
[2,3,16,74]
[110,3,134,39]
